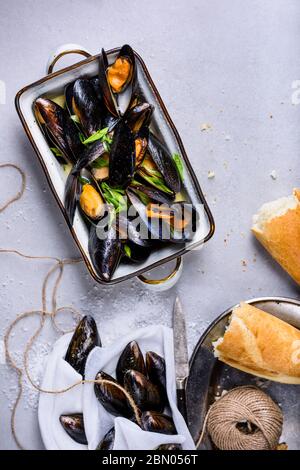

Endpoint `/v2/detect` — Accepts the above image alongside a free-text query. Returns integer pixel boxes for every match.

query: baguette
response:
[213,302,300,384]
[252,189,300,285]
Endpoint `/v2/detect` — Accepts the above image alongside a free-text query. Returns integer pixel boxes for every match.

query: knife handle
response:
[177,388,188,423]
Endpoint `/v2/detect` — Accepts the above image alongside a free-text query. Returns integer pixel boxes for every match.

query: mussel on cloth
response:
[59,413,88,445]
[146,351,167,395]
[65,315,101,376]
[96,427,115,450]
[116,341,147,385]
[94,371,135,418]
[141,411,177,435]
[124,370,165,412]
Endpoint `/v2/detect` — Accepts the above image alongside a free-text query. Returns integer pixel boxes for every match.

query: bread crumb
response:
[241,260,247,267]
[270,114,273,119]
[208,170,215,179]
[201,123,212,131]
[270,170,278,180]
[276,443,288,451]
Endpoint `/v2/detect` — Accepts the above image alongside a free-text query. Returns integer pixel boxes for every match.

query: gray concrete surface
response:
[0,0,300,450]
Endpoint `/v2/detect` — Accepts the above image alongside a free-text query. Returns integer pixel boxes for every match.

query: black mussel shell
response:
[90,77,103,105]
[65,315,101,376]
[117,212,153,248]
[60,413,88,445]
[129,183,174,205]
[122,240,151,264]
[35,97,82,164]
[126,189,167,242]
[98,49,119,117]
[89,221,122,282]
[124,370,165,412]
[147,133,181,194]
[72,79,103,136]
[156,444,182,450]
[96,427,115,450]
[141,412,176,435]
[94,371,134,418]
[146,351,166,394]
[116,341,147,385]
[125,102,154,134]
[109,121,135,188]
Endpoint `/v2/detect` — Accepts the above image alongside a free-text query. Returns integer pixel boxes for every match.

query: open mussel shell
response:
[34,97,82,164]
[141,412,176,435]
[117,212,153,249]
[146,351,167,394]
[96,427,115,450]
[124,370,165,412]
[127,189,164,242]
[129,183,174,205]
[65,315,101,376]
[116,341,147,385]
[59,413,88,445]
[109,121,135,188]
[89,219,122,281]
[94,371,134,418]
[71,79,103,137]
[98,45,137,117]
[122,240,151,264]
[125,102,154,135]
[77,169,106,223]
[147,133,181,194]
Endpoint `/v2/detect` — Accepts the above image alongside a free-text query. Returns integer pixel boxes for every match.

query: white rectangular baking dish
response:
[15,45,215,286]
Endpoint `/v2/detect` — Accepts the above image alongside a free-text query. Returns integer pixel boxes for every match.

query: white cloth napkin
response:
[39,325,195,450]
[84,325,195,450]
[38,333,86,450]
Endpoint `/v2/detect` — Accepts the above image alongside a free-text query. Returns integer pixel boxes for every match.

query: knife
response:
[172,296,189,423]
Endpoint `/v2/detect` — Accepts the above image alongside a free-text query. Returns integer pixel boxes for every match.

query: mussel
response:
[124,370,165,412]
[65,315,101,376]
[79,182,105,221]
[147,133,181,194]
[109,121,135,188]
[141,412,176,435]
[146,351,167,395]
[98,45,137,117]
[89,220,122,281]
[122,240,151,264]
[59,413,88,445]
[64,142,107,225]
[156,444,182,450]
[138,154,175,197]
[125,102,154,135]
[94,371,134,418]
[68,79,103,137]
[116,341,147,385]
[96,427,115,450]
[34,97,82,164]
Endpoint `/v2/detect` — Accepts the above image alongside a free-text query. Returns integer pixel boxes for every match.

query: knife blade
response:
[173,296,189,423]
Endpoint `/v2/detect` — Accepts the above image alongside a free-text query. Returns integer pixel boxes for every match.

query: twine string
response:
[196,386,283,451]
[1,164,141,449]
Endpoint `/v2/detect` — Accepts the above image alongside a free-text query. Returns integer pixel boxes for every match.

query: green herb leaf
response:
[101,182,127,213]
[124,244,132,258]
[139,171,173,195]
[50,147,63,157]
[79,132,86,143]
[71,114,81,124]
[92,156,109,169]
[172,153,184,181]
[82,127,109,145]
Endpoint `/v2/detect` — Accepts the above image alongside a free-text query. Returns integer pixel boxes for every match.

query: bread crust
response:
[252,189,300,285]
[214,302,300,383]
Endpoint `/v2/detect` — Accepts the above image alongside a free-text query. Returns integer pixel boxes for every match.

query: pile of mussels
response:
[34,45,197,281]
[60,316,181,450]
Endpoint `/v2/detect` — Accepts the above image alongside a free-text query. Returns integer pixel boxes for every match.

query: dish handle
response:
[46,44,92,75]
[137,257,183,291]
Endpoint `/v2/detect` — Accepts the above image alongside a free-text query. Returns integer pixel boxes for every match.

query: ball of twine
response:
[206,386,283,450]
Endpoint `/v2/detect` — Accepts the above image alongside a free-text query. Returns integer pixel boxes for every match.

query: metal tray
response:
[15,46,214,285]
[186,297,300,450]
